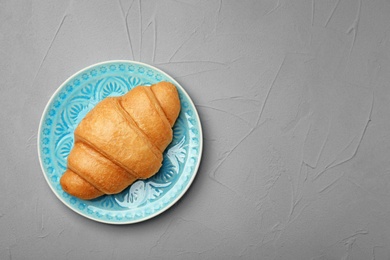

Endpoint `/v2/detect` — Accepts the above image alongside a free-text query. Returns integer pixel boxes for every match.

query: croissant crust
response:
[60,81,181,200]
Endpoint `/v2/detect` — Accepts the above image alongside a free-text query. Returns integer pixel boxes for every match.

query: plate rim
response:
[37,60,203,224]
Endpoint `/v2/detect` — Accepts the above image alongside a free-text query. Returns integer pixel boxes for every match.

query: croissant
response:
[60,81,181,200]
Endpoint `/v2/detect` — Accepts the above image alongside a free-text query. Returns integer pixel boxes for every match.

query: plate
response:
[37,60,202,224]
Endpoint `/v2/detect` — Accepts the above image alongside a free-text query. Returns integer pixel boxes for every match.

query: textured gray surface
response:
[1,0,390,259]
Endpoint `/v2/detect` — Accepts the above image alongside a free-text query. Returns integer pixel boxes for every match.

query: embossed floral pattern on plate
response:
[38,60,202,224]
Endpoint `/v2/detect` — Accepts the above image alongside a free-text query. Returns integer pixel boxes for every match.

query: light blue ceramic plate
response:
[38,60,202,224]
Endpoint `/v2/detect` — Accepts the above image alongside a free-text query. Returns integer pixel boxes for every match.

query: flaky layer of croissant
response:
[60,81,181,200]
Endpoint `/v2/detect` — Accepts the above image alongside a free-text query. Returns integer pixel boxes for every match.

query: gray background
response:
[1,0,390,259]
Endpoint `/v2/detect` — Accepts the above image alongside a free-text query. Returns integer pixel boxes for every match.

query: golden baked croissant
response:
[60,81,181,200]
